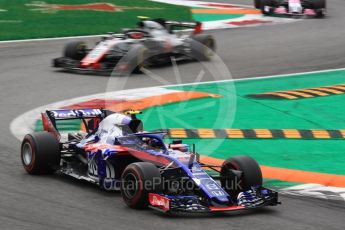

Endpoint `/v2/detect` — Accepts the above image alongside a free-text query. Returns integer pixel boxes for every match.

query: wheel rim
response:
[123,172,139,199]
[77,43,86,54]
[22,142,33,166]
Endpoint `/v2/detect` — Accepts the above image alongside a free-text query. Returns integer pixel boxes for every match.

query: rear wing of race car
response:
[154,19,202,34]
[41,108,110,140]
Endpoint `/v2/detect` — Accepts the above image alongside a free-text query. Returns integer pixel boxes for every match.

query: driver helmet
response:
[95,113,131,139]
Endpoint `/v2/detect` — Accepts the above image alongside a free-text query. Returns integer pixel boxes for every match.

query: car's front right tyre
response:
[220,155,263,198]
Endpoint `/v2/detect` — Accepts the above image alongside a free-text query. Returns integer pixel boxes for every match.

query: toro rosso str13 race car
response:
[21,109,279,213]
[53,19,215,75]
[255,0,326,17]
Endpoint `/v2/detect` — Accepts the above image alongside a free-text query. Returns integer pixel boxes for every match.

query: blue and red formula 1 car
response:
[21,109,279,213]
[254,0,326,17]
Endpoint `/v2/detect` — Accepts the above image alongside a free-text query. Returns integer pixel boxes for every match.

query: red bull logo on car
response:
[149,193,170,211]
[51,109,103,118]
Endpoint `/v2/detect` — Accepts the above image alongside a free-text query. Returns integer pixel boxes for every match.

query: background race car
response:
[53,18,216,75]
[254,0,326,17]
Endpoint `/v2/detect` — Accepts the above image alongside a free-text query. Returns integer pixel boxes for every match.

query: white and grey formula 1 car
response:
[53,18,216,75]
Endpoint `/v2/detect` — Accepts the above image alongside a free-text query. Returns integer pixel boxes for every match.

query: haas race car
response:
[21,109,279,213]
[254,0,326,17]
[53,18,216,75]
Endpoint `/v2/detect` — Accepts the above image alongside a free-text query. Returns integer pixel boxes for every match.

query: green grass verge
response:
[0,0,192,41]
[141,69,345,176]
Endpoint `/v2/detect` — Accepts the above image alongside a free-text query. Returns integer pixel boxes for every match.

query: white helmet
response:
[140,20,165,31]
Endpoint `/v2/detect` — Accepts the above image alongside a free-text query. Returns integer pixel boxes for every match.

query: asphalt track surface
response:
[1,0,345,229]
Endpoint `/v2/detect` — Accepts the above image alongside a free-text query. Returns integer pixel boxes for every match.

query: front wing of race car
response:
[262,2,326,18]
[53,54,191,75]
[265,7,324,17]
[149,186,279,213]
[53,57,116,75]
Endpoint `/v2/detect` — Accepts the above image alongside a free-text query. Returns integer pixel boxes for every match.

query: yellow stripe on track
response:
[254,129,272,138]
[311,130,330,139]
[282,129,301,138]
[329,85,345,91]
[312,87,343,94]
[225,129,244,138]
[263,92,298,99]
[298,89,329,96]
[169,128,187,138]
[197,129,215,138]
[282,91,314,98]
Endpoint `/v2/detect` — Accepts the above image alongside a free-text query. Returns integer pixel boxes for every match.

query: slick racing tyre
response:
[312,0,326,17]
[254,0,262,9]
[64,40,87,60]
[21,132,61,175]
[121,162,162,209]
[220,155,263,198]
[190,34,216,61]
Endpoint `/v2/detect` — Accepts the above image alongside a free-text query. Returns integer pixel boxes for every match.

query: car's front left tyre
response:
[220,155,263,198]
[64,40,87,60]
[120,162,162,209]
[21,132,61,175]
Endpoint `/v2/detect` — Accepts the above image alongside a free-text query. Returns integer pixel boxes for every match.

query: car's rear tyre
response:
[190,34,216,61]
[254,0,262,9]
[64,41,87,60]
[121,162,162,209]
[21,132,61,175]
[220,155,263,198]
[313,0,326,17]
